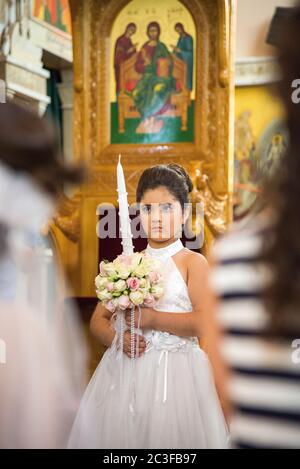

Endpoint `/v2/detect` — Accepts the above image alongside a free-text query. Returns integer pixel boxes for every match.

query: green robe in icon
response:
[132,41,176,120]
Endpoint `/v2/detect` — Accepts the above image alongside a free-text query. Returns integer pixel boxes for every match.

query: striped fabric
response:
[211,218,300,449]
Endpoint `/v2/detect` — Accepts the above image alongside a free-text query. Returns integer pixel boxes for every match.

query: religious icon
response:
[32,0,72,35]
[110,0,196,145]
[234,113,289,219]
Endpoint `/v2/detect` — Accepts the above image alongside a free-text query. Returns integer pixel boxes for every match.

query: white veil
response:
[0,162,88,448]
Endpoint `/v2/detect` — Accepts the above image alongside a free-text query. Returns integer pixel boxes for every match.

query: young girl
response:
[68,163,228,449]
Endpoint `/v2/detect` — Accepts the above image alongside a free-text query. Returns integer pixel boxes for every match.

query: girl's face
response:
[139,186,187,244]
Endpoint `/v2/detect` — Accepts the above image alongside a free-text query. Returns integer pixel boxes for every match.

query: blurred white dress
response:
[0,162,87,448]
[68,239,228,449]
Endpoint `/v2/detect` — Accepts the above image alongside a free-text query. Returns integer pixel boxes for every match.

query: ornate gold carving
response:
[53,193,81,243]
[191,163,228,237]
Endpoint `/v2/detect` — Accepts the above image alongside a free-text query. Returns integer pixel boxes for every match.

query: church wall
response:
[236,0,296,58]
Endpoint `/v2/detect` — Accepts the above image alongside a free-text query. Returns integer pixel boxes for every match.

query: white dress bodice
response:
[146,239,192,313]
[143,239,199,352]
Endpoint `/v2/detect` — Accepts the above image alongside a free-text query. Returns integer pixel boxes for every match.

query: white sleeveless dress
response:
[68,240,228,449]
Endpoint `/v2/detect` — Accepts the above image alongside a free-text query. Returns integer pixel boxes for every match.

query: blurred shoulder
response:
[183,248,209,271]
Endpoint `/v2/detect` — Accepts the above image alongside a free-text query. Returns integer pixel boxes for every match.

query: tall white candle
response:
[117,155,134,255]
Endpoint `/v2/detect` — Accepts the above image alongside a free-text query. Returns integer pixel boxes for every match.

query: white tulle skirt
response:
[68,331,229,449]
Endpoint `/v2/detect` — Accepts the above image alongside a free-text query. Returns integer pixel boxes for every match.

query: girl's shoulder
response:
[182,248,209,271]
[172,248,208,284]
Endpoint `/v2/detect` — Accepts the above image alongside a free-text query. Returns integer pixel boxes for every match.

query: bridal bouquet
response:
[95,252,164,313]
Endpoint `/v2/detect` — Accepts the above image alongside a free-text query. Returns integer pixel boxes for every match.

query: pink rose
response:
[118,295,131,310]
[105,300,116,313]
[127,277,140,291]
[106,282,114,292]
[148,271,160,284]
[143,293,155,307]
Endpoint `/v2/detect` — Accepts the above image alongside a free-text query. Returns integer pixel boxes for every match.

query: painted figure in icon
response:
[171,23,194,91]
[132,22,176,134]
[114,23,138,95]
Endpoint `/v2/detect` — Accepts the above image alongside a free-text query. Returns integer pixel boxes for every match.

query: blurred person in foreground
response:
[0,101,87,448]
[202,6,300,449]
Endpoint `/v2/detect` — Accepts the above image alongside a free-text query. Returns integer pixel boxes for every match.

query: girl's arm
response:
[151,254,209,336]
[90,302,116,347]
[126,253,210,338]
[90,302,147,356]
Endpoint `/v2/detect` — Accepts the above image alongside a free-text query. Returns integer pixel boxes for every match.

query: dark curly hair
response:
[136,163,193,211]
[262,5,300,334]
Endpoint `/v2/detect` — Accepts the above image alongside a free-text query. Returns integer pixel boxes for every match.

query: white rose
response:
[112,257,123,270]
[133,264,148,278]
[151,284,164,299]
[130,253,143,270]
[95,275,108,290]
[139,278,150,293]
[140,256,153,271]
[116,265,131,279]
[114,279,127,292]
[102,262,118,278]
[97,288,113,301]
[129,290,145,305]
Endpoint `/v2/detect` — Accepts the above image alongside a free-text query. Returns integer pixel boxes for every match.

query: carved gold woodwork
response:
[191,162,228,247]
[53,193,81,243]
[53,0,236,297]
